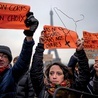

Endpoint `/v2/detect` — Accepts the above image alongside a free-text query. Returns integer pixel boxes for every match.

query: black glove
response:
[23,30,34,36]
[24,12,39,36]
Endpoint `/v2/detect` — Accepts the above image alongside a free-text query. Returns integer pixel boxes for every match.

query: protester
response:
[30,34,90,98]
[93,56,98,95]
[90,56,98,95]
[0,12,39,98]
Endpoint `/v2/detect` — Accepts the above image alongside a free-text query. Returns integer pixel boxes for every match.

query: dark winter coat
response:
[86,74,98,96]
[93,74,98,94]
[0,38,34,98]
[30,44,90,98]
[16,70,35,98]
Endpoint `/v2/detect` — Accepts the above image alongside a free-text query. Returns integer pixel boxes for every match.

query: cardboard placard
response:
[83,31,98,49]
[43,25,78,49]
[0,2,30,29]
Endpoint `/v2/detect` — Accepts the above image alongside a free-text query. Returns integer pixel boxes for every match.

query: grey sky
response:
[0,0,98,64]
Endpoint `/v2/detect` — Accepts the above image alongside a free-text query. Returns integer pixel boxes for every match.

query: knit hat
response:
[0,45,12,62]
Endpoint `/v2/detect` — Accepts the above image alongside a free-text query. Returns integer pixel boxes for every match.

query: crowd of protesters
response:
[0,10,98,98]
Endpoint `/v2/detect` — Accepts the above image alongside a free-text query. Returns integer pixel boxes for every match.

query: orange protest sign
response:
[83,31,98,49]
[43,25,78,49]
[0,2,30,29]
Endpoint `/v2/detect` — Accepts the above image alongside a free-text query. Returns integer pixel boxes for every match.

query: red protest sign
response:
[0,2,30,29]
[43,25,78,49]
[83,31,98,49]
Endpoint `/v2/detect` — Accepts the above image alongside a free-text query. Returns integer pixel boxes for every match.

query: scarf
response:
[0,65,9,75]
[46,79,71,96]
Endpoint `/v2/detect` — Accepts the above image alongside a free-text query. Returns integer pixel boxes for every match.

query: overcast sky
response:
[0,0,98,64]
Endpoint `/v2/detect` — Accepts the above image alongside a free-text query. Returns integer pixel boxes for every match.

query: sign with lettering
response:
[83,31,98,49]
[84,49,98,59]
[43,25,78,49]
[0,2,30,29]
[43,54,53,61]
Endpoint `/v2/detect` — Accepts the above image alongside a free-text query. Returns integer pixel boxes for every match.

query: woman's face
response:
[49,65,64,84]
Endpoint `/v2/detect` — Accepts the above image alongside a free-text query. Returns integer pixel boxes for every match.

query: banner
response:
[43,25,78,49]
[43,54,53,61]
[84,49,98,59]
[0,2,30,29]
[83,31,98,49]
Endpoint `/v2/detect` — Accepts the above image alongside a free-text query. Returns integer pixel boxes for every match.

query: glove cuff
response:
[23,30,34,37]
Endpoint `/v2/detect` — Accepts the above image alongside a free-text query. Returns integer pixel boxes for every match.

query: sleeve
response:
[93,74,98,94]
[30,43,45,97]
[12,38,35,82]
[73,49,90,91]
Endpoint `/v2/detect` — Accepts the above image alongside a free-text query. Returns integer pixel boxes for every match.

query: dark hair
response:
[45,62,73,80]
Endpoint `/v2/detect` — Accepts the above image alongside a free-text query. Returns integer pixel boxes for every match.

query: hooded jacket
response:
[0,38,34,98]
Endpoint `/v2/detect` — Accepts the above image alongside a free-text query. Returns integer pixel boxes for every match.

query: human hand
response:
[24,12,39,36]
[76,38,84,51]
[25,12,39,27]
[39,30,45,44]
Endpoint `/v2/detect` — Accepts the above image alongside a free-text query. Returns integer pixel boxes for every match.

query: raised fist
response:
[24,12,39,36]
[76,38,84,51]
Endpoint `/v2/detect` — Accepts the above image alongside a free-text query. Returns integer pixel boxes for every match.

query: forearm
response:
[12,38,34,82]
[75,49,90,90]
[77,49,90,78]
[30,43,45,96]
[26,36,33,42]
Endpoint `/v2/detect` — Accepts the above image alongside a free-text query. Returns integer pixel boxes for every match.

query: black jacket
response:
[30,44,90,98]
[93,74,98,94]
[16,70,35,98]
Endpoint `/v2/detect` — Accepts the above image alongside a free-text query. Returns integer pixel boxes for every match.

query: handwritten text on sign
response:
[83,31,98,49]
[43,25,78,49]
[0,2,30,29]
